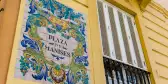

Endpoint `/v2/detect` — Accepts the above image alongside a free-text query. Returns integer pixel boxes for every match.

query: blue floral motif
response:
[32,64,49,80]
[56,24,62,31]
[40,0,56,14]
[30,58,37,70]
[83,43,87,53]
[79,24,86,36]
[25,20,31,32]
[66,71,75,84]
[21,34,40,52]
[20,56,30,76]
[29,0,37,14]
[75,56,89,66]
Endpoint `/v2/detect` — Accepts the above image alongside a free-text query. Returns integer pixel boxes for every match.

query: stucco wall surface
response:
[142,1,168,84]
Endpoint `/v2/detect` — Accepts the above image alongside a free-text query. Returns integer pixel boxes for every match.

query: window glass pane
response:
[118,11,133,64]
[97,1,110,56]
[127,16,143,68]
[108,6,122,60]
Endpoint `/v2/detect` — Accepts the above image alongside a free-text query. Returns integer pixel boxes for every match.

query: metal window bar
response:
[124,67,130,84]
[104,58,115,84]
[103,57,150,84]
[134,69,140,84]
[116,64,125,84]
[141,71,146,84]
[133,70,138,84]
[129,70,134,84]
[119,67,125,84]
[106,75,109,84]
[105,70,110,84]
[110,61,115,84]
[129,67,135,84]
[115,67,120,84]
[138,71,144,84]
[145,72,150,84]
[104,58,110,84]
[136,71,141,84]
[131,68,137,84]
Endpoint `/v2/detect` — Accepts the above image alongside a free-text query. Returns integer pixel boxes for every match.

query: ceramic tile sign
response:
[15,0,89,84]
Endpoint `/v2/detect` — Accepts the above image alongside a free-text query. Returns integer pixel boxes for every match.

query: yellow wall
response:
[142,1,168,84]
[0,0,6,25]
[2,0,167,84]
[154,0,168,10]
[5,0,106,84]
[0,0,21,84]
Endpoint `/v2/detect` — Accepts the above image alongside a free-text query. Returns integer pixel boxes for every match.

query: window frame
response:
[96,0,147,70]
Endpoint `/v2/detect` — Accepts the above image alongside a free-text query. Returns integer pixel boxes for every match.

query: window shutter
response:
[118,11,133,64]
[127,16,143,68]
[97,1,110,56]
[108,6,122,61]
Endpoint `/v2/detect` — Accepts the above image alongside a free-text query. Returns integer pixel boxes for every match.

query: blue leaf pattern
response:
[21,34,40,52]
